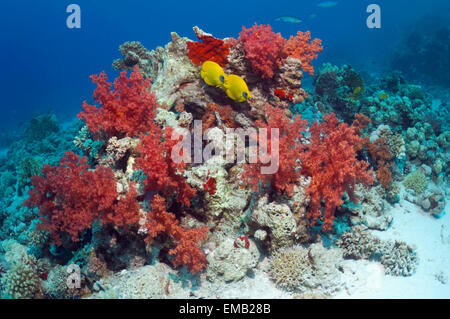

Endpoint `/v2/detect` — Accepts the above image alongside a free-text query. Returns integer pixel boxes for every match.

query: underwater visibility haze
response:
[0,0,449,300]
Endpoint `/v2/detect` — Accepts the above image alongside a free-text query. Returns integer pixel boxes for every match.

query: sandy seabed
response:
[191,189,450,299]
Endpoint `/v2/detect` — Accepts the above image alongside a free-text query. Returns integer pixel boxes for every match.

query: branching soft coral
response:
[145,195,208,273]
[351,114,393,189]
[201,103,237,131]
[238,23,323,78]
[300,113,374,231]
[238,23,286,79]
[366,138,394,189]
[24,152,140,244]
[78,66,159,138]
[281,31,323,75]
[135,126,196,207]
[242,104,308,196]
[187,33,230,67]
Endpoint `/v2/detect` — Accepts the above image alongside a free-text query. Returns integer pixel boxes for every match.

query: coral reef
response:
[206,236,259,282]
[337,226,418,276]
[300,113,374,230]
[1,21,448,300]
[267,243,345,296]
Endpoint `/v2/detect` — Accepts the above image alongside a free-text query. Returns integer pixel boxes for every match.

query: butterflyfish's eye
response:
[220,75,225,83]
[242,91,248,99]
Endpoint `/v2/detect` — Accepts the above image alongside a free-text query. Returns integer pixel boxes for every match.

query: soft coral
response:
[78,66,159,138]
[238,23,286,79]
[135,126,196,207]
[300,113,374,230]
[187,32,230,67]
[281,31,323,75]
[145,195,208,273]
[242,104,308,196]
[24,152,140,244]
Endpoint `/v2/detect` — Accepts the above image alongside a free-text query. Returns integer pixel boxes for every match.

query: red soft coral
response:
[300,113,374,231]
[136,126,196,207]
[187,33,230,67]
[242,105,308,196]
[78,66,159,138]
[24,152,140,244]
[281,31,323,75]
[145,195,208,273]
[238,23,286,79]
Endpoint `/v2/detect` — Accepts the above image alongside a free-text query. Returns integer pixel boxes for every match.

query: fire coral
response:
[187,32,230,67]
[24,152,140,245]
[78,66,159,138]
[300,113,374,231]
[145,195,208,273]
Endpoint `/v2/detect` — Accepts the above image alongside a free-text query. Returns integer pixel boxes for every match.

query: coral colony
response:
[0,22,448,299]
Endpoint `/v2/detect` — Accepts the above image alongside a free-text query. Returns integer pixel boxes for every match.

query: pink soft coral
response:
[145,195,209,273]
[300,113,374,231]
[238,23,286,79]
[135,126,196,207]
[78,66,159,138]
[242,105,308,196]
[24,152,140,244]
[281,31,323,75]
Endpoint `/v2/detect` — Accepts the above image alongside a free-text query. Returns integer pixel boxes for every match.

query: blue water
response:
[1,0,449,132]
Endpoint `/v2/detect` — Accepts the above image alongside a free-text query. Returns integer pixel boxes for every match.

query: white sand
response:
[188,190,450,299]
[335,191,450,299]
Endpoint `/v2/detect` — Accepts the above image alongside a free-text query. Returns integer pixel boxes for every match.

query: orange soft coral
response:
[187,33,230,67]
[78,66,159,138]
[300,113,374,231]
[145,195,208,273]
[238,23,286,79]
[242,104,308,196]
[281,31,323,75]
[136,126,196,207]
[201,103,237,131]
[24,152,140,244]
[366,138,394,189]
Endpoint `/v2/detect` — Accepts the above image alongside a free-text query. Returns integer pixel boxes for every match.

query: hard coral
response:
[187,31,230,67]
[145,195,208,273]
[24,151,140,244]
[238,23,286,79]
[78,66,159,138]
[300,113,374,231]
[281,31,323,75]
[135,126,196,207]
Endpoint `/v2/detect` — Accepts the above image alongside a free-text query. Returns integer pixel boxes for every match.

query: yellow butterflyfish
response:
[201,61,226,87]
[379,92,388,100]
[222,74,252,102]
